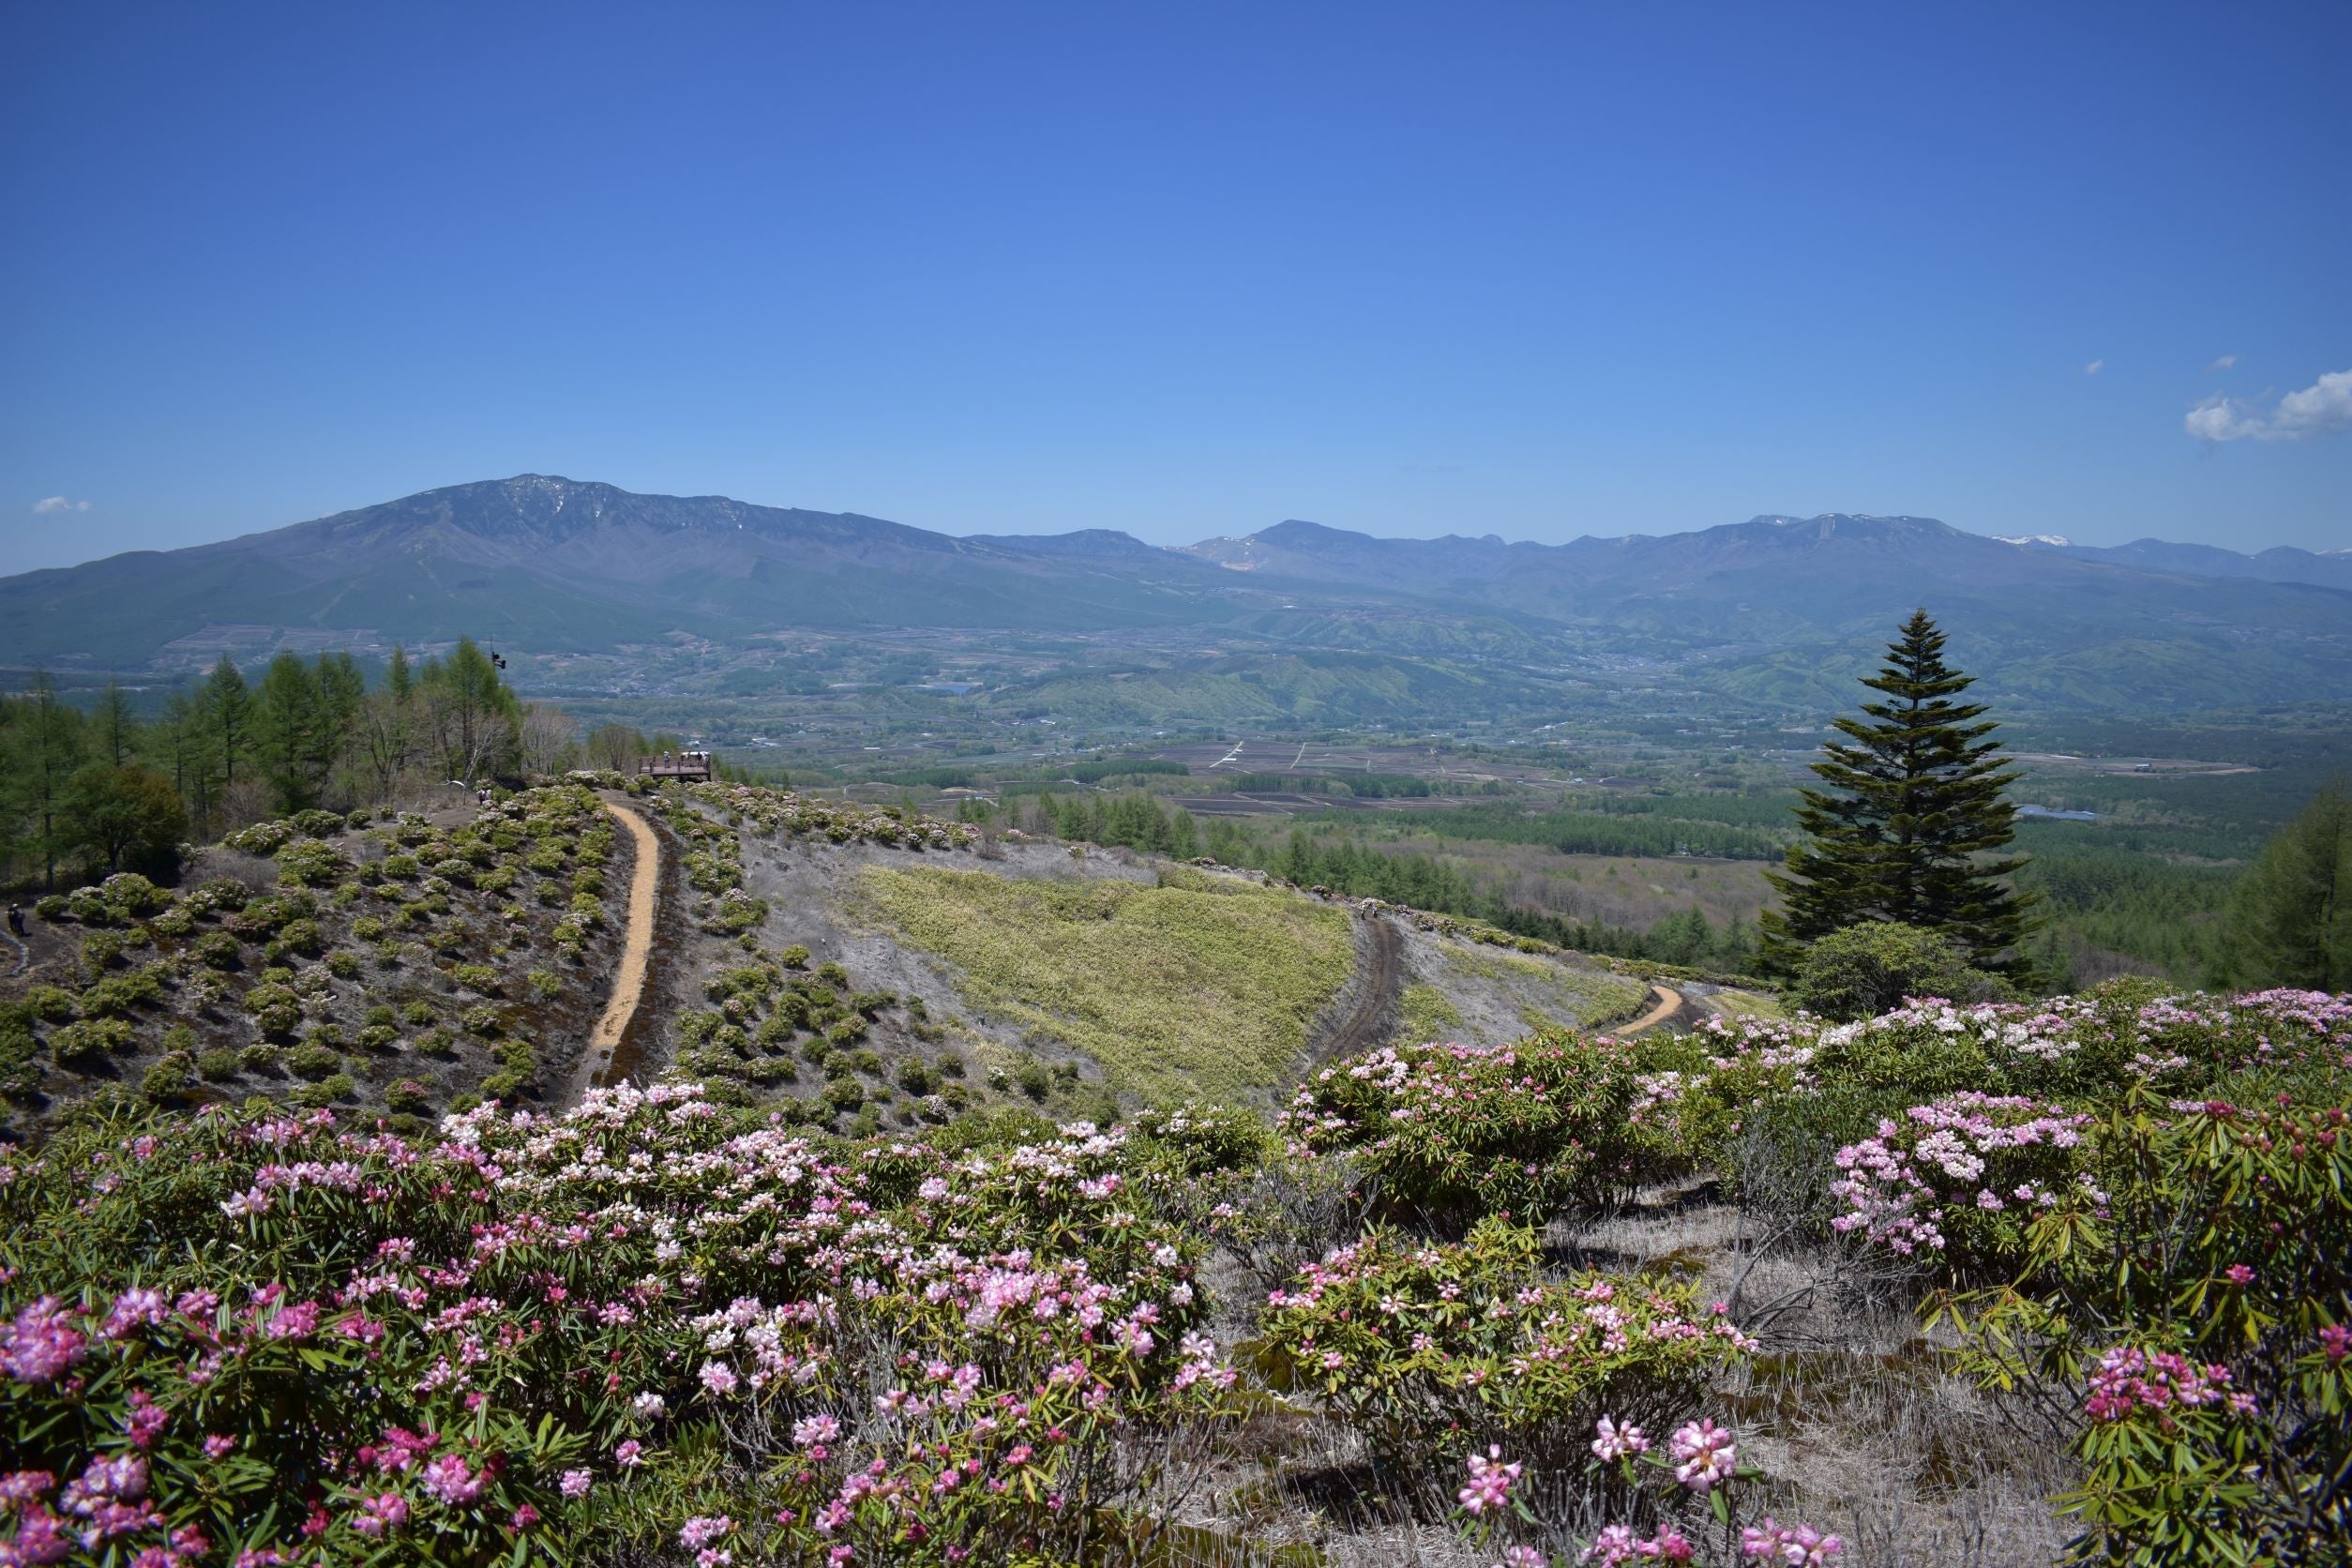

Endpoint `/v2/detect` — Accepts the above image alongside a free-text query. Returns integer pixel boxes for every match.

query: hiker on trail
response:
[6,904,23,938]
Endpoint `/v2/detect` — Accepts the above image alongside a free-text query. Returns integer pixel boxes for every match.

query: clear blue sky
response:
[3,0,2346,572]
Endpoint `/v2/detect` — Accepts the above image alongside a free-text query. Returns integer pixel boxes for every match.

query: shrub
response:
[526,969,563,1000]
[275,917,325,957]
[291,1072,355,1108]
[81,929,126,970]
[244,983,303,1037]
[1788,921,2013,1021]
[384,1078,433,1113]
[194,930,243,969]
[452,963,502,994]
[287,1042,342,1080]
[51,1018,133,1067]
[1951,1088,2352,1562]
[197,1048,243,1081]
[1260,1217,1752,1474]
[78,967,165,1018]
[23,985,77,1023]
[1827,1092,2091,1278]
[141,1050,198,1104]
[0,1085,1219,1568]
[779,943,810,969]
[276,838,355,887]
[1279,1032,1657,1233]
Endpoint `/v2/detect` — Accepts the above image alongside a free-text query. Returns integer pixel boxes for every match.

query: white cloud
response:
[2185,368,2352,443]
[2204,353,2238,372]
[2083,359,2104,375]
[30,496,91,515]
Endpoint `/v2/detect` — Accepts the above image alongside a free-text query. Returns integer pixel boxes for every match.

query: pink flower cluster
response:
[2086,1344,2256,1424]
[1666,1418,1735,1493]
[1742,1516,1844,1564]
[1586,1523,1696,1563]
[1457,1446,1521,1515]
[1829,1093,2089,1257]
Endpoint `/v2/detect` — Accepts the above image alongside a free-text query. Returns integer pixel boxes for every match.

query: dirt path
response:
[1618,985,1684,1036]
[564,799,660,1104]
[1310,912,1405,1060]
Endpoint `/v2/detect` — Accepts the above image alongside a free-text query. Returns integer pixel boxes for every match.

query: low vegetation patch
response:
[860,865,1352,1104]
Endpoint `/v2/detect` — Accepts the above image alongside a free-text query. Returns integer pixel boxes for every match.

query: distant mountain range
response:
[1,476,2345,715]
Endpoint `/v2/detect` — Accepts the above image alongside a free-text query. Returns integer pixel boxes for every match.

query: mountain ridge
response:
[1,476,2345,717]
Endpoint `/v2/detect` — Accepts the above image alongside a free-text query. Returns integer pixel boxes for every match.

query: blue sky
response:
[3,0,2346,572]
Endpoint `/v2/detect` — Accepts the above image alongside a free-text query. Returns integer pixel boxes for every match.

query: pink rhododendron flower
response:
[1457,1446,1521,1515]
[1667,1418,1736,1492]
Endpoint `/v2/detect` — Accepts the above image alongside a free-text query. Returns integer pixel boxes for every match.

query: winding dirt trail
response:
[1618,985,1685,1036]
[1311,913,1405,1060]
[566,799,660,1103]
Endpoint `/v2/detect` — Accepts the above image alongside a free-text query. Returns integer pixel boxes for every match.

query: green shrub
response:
[480,1069,529,1102]
[401,999,435,1026]
[237,1044,279,1073]
[194,931,243,969]
[79,968,164,1019]
[244,983,303,1037]
[460,1004,503,1037]
[778,943,810,969]
[287,1043,342,1080]
[276,839,354,887]
[1788,922,2013,1021]
[452,963,502,994]
[1281,1031,1657,1233]
[526,970,563,1001]
[324,950,362,979]
[384,1078,433,1113]
[274,918,325,957]
[81,930,126,970]
[291,1072,355,1108]
[23,986,76,1023]
[1015,1058,1054,1102]
[822,1077,865,1113]
[197,1049,244,1082]
[141,1051,198,1105]
[52,1018,133,1068]
[1260,1217,1751,1474]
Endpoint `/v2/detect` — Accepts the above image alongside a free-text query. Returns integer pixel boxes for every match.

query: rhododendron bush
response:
[1278,1032,1664,1233]
[1259,1217,1753,1474]
[1939,1094,2352,1563]
[1827,1092,2091,1278]
[0,1088,1231,1565]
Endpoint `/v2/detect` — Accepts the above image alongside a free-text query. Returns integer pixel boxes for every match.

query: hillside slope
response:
[611,782,1667,1125]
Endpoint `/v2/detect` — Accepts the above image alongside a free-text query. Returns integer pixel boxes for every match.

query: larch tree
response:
[1762,610,2041,977]
[2224,779,2348,990]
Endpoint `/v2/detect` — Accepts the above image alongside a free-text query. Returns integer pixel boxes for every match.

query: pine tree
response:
[1762,610,2040,975]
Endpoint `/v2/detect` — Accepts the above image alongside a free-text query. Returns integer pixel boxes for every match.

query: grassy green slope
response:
[857,867,1353,1105]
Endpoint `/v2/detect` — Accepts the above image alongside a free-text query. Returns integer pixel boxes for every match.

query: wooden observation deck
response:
[637,751,714,782]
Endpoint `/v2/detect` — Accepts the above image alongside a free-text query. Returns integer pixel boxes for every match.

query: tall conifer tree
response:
[1762,611,2039,975]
